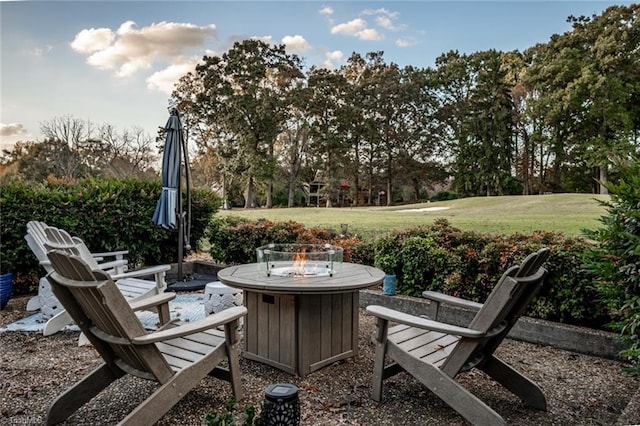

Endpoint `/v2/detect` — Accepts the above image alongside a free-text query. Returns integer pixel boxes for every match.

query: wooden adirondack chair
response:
[25,221,130,312]
[27,220,129,273]
[366,247,550,426]
[25,223,170,337]
[44,249,246,426]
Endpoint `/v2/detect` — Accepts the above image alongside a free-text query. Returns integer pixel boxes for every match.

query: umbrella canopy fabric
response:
[152,109,183,229]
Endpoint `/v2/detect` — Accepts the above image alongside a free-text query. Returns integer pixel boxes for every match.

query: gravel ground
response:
[1,294,638,426]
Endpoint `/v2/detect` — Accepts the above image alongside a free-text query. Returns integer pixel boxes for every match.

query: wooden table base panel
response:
[242,290,359,376]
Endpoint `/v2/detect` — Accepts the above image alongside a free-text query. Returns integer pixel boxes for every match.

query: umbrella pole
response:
[177,121,184,281]
[178,212,184,280]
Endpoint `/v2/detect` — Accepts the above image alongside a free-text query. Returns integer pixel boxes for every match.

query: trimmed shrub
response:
[0,178,219,295]
[209,217,609,329]
[373,223,607,327]
[207,217,372,265]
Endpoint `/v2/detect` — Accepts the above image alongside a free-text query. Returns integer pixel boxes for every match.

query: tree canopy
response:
[3,5,638,206]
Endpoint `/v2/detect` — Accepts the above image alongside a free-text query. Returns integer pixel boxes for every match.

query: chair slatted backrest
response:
[44,227,103,270]
[26,220,50,247]
[476,248,550,360]
[24,232,54,273]
[441,248,549,376]
[26,221,52,264]
[46,250,174,384]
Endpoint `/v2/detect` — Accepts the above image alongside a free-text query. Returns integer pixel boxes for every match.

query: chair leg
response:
[119,349,229,426]
[371,317,389,402]
[480,355,547,410]
[46,363,122,425]
[43,310,73,336]
[391,347,506,426]
[26,295,41,311]
[156,302,171,326]
[225,321,243,400]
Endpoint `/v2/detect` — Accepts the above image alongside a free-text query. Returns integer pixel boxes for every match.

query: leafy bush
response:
[207,216,608,329]
[584,159,640,372]
[374,223,607,326]
[430,191,459,201]
[0,178,219,295]
[207,217,373,265]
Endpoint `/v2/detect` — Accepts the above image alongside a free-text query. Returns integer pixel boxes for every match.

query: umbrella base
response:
[166,273,219,292]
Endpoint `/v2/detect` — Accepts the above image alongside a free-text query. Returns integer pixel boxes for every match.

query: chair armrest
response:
[97,259,129,270]
[366,305,484,338]
[92,250,129,258]
[422,290,483,311]
[132,306,247,344]
[129,293,176,312]
[111,264,170,280]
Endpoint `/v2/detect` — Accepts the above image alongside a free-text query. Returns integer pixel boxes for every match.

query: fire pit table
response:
[218,260,384,376]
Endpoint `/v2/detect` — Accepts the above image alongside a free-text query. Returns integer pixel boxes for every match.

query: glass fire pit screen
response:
[256,243,344,277]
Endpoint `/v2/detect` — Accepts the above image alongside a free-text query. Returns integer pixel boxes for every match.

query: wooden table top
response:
[218,262,385,295]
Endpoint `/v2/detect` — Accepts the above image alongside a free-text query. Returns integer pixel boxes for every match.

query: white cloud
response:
[364,8,404,31]
[331,18,367,36]
[331,17,383,41]
[320,50,343,70]
[71,28,115,53]
[396,37,417,48]
[319,6,333,16]
[326,50,343,62]
[282,35,310,52]
[146,62,194,95]
[357,28,383,41]
[146,49,219,95]
[362,8,399,20]
[71,21,216,78]
[0,123,27,137]
[250,35,273,45]
[376,16,394,30]
[27,45,53,58]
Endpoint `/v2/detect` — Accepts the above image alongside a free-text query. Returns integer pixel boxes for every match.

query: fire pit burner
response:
[256,244,344,277]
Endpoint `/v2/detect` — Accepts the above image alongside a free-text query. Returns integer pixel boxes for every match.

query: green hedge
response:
[206,217,371,265]
[207,217,609,329]
[0,178,219,295]
[370,219,607,326]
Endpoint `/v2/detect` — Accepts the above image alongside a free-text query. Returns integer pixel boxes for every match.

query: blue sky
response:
[0,1,632,150]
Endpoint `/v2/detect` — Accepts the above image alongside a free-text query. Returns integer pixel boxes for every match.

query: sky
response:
[0,1,634,151]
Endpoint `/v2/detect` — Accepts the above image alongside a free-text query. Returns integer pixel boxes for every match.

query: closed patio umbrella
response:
[153,108,191,278]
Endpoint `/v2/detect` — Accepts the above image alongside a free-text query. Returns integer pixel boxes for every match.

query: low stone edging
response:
[360,289,625,361]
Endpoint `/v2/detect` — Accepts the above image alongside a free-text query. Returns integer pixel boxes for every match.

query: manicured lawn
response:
[218,193,610,237]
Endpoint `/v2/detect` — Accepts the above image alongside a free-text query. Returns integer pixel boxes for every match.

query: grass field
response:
[218,193,611,238]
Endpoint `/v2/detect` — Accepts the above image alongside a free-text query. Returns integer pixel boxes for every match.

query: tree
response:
[276,106,312,207]
[32,115,157,180]
[305,67,349,207]
[358,52,433,205]
[187,40,304,208]
[444,51,515,196]
[503,50,542,195]
[15,138,88,181]
[523,4,640,193]
[432,51,477,194]
[565,5,640,193]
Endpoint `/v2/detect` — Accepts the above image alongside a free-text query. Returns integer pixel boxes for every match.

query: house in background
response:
[307,175,377,207]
